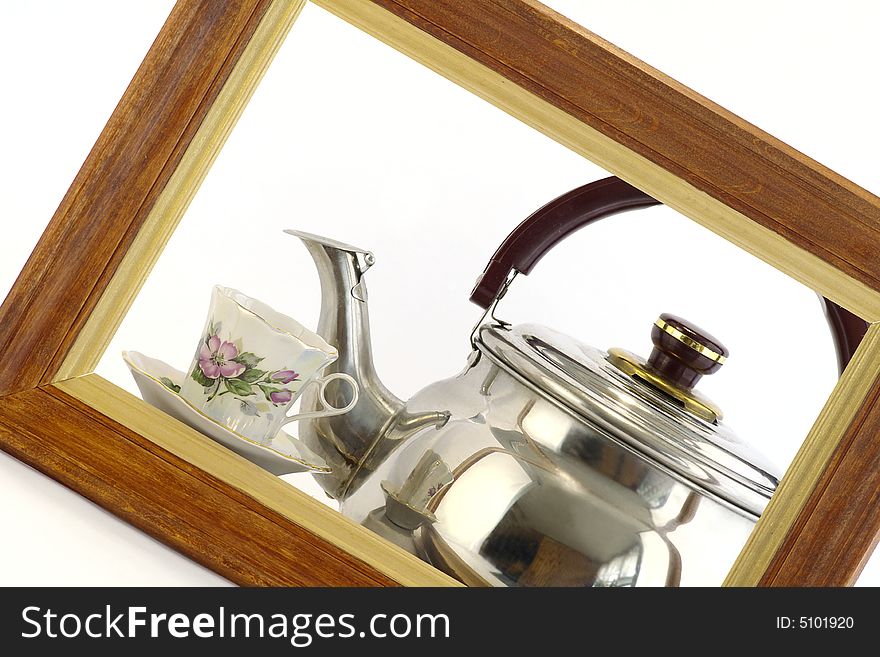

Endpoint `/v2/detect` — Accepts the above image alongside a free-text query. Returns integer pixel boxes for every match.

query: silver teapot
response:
[288,176,864,587]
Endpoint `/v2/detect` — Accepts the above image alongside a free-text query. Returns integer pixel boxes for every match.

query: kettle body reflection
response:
[287,176,864,587]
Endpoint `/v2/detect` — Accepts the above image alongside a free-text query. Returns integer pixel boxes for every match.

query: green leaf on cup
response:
[159,377,181,393]
[239,368,266,383]
[190,366,214,388]
[225,378,254,396]
[258,383,279,401]
[232,352,263,368]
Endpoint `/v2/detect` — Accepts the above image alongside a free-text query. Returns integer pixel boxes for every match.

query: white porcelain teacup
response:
[179,286,358,445]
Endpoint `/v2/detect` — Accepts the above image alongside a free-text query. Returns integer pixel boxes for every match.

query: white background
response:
[1,1,878,585]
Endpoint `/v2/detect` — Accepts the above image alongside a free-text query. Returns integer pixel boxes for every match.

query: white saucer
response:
[122,351,330,476]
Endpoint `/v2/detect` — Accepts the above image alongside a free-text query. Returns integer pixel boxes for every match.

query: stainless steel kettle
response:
[288,176,866,586]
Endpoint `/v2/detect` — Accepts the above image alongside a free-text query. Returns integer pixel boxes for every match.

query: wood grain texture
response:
[55,374,458,587]
[759,368,880,586]
[319,0,880,583]
[725,323,880,586]
[353,0,880,298]
[0,376,455,586]
[0,0,278,396]
[0,386,387,586]
[0,0,457,588]
[56,0,306,381]
[316,0,880,322]
[1,0,878,587]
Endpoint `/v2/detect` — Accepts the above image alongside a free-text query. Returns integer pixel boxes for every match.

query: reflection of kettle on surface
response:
[287,176,867,586]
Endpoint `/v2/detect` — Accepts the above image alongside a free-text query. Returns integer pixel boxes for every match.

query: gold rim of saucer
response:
[122,352,331,472]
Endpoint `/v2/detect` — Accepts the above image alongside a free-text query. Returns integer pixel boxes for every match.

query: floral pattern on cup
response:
[178,286,358,446]
[189,320,301,414]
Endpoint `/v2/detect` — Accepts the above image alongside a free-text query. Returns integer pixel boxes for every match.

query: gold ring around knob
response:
[654,318,727,364]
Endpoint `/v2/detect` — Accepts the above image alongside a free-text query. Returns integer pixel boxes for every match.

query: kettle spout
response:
[286,230,405,496]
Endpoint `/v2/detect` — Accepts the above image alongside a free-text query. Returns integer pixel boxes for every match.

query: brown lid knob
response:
[647,314,728,391]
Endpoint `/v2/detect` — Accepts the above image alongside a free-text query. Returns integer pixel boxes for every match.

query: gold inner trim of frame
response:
[311,0,880,323]
[725,321,880,585]
[55,374,461,587]
[36,0,880,587]
[56,0,308,382]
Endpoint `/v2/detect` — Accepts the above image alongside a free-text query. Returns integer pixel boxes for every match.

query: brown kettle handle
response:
[470,176,867,375]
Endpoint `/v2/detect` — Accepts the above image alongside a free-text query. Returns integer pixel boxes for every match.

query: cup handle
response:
[280,372,359,425]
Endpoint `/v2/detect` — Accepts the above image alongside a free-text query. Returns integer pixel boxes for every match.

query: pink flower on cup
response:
[190,324,299,411]
[269,389,292,405]
[198,335,246,380]
[271,369,299,384]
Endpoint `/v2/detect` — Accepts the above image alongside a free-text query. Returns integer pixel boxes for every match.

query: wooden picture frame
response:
[1,0,878,587]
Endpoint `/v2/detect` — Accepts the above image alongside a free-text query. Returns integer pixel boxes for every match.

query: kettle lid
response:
[475,315,780,517]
